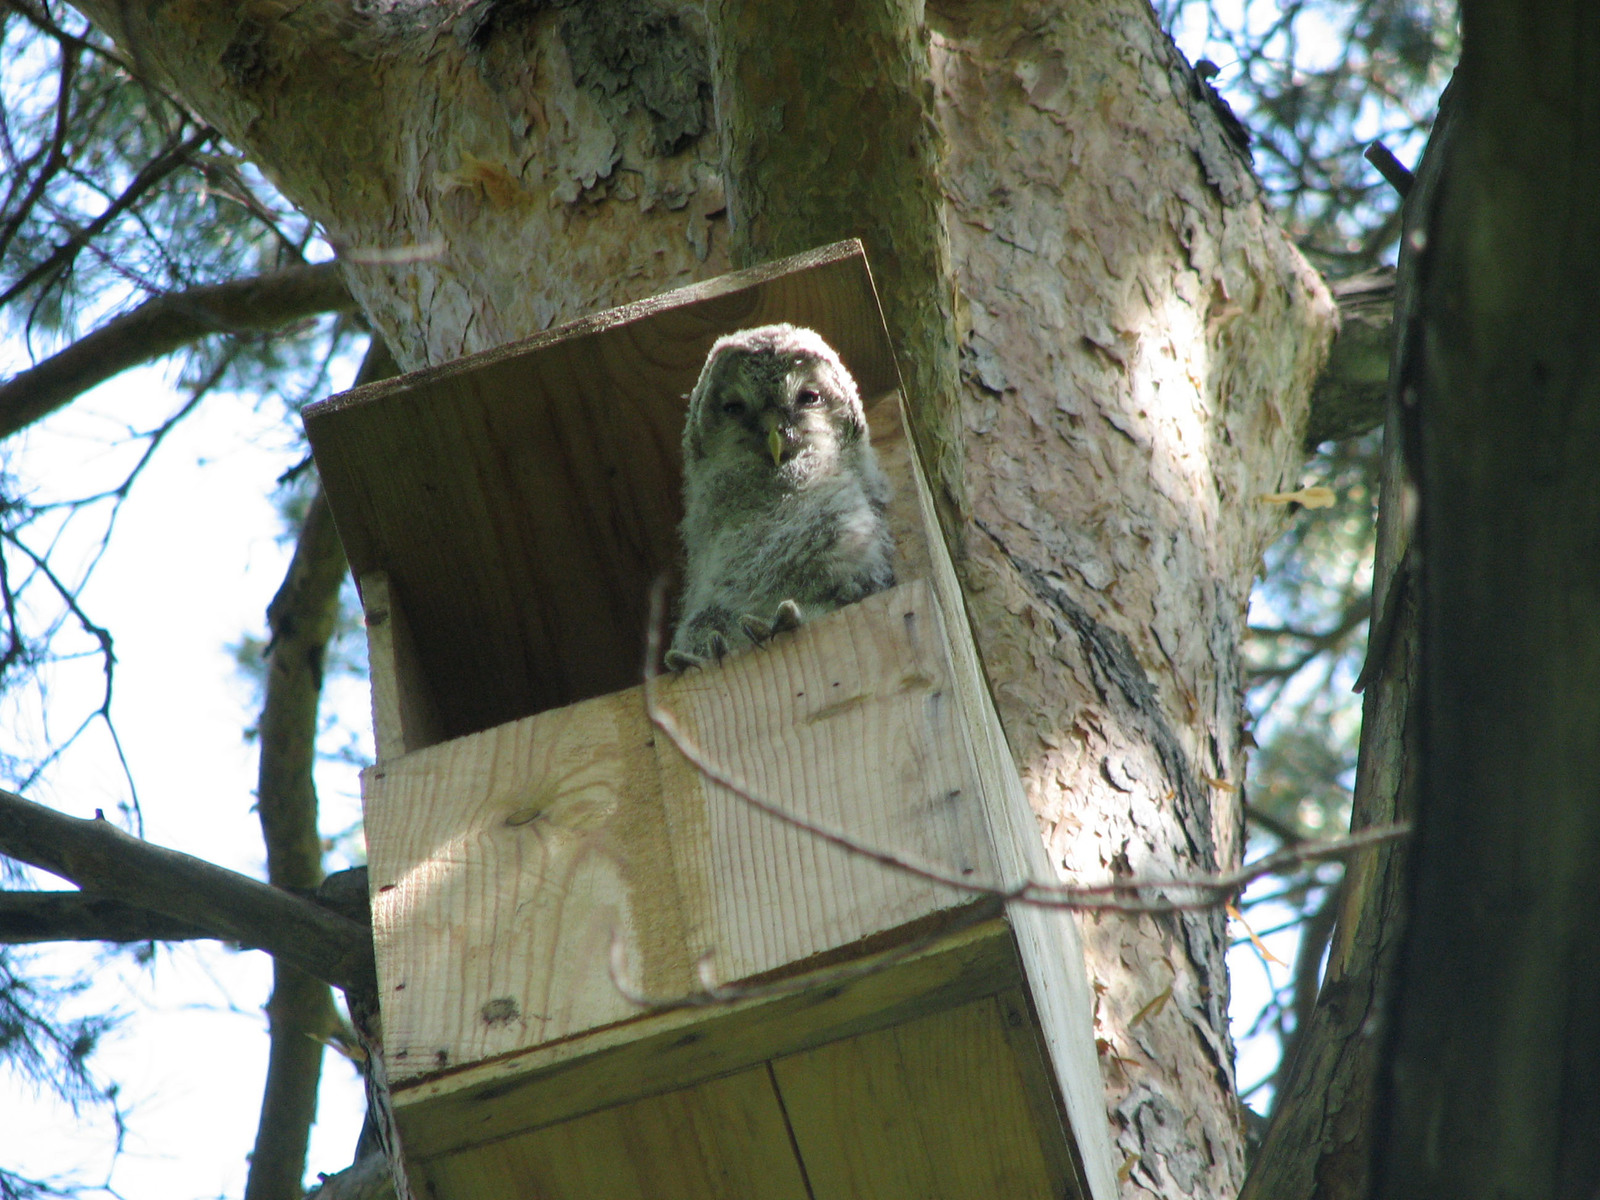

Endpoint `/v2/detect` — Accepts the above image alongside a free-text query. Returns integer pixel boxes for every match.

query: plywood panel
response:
[306,240,906,736]
[773,996,1065,1198]
[394,917,1017,1162]
[364,686,694,1081]
[421,1066,811,1200]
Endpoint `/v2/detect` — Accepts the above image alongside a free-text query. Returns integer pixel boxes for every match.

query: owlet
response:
[666,324,895,670]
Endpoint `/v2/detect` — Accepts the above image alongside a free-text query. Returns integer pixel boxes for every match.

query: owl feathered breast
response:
[668,324,895,669]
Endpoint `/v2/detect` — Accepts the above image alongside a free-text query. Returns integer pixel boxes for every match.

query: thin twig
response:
[0,39,78,263]
[641,580,1408,917]
[0,125,214,310]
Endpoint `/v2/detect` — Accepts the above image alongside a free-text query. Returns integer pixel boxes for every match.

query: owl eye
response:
[796,388,822,407]
[721,399,747,417]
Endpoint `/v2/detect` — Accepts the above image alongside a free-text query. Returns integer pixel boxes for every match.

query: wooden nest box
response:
[303,241,1115,1200]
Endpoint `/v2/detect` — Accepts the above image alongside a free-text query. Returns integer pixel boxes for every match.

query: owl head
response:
[681,324,868,483]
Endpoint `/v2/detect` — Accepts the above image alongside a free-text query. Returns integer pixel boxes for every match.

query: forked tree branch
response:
[0,788,375,993]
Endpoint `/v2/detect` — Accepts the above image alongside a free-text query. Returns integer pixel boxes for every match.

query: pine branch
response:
[0,262,355,439]
[0,788,375,993]
[0,124,214,310]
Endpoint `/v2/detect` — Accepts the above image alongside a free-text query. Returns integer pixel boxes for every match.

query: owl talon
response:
[770,599,802,634]
[741,600,803,646]
[664,650,703,673]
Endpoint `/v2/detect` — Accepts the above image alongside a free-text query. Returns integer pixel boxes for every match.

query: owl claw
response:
[664,649,702,673]
[665,629,731,672]
[770,599,802,634]
[741,600,803,647]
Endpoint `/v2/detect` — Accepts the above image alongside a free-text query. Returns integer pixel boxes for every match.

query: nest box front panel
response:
[363,580,997,1084]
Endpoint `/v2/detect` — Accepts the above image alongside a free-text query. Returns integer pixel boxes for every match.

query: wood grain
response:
[392,917,1019,1161]
[365,686,690,1083]
[419,1066,811,1200]
[655,578,991,985]
[772,996,1064,1199]
[306,239,904,737]
[366,581,993,1089]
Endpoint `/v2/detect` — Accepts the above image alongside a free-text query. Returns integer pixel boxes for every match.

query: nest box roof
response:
[302,239,900,739]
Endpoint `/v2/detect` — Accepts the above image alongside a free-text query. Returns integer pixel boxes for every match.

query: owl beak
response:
[767,426,784,467]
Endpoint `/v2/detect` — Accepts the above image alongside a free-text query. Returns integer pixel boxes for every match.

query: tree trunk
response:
[1372,2,1600,1195]
[928,7,1331,1194]
[66,3,1336,1196]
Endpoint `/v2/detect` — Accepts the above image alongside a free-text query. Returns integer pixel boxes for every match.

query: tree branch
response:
[0,262,354,440]
[0,889,211,942]
[1305,268,1395,448]
[0,788,375,993]
[245,338,387,1200]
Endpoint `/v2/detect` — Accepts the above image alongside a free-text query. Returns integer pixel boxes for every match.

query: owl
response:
[666,324,895,671]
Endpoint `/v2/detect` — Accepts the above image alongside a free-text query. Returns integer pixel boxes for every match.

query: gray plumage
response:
[667,324,895,670]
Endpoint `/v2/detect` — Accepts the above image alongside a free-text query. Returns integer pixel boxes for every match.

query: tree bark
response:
[1373,3,1600,1195]
[65,0,731,369]
[928,7,1333,1194]
[59,4,1338,1197]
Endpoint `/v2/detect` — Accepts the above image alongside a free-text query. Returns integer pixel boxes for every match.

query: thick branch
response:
[246,339,387,1200]
[1304,268,1395,448]
[0,263,355,440]
[0,889,211,942]
[0,788,374,992]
